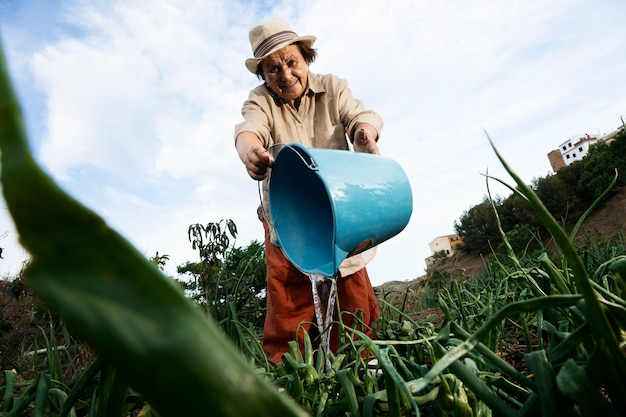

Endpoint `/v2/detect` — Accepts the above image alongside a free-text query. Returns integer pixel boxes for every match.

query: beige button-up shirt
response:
[234,72,383,276]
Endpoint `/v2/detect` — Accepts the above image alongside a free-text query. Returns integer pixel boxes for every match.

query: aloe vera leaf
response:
[0,41,305,417]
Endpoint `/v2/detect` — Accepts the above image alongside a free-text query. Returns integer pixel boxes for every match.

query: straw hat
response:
[245,18,316,74]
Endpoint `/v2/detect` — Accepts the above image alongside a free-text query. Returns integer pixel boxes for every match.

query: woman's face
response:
[262,44,309,102]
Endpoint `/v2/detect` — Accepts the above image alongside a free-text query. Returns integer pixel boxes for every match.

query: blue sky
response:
[1,0,625,285]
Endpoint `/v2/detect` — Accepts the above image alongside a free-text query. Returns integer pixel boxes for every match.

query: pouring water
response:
[309,273,337,371]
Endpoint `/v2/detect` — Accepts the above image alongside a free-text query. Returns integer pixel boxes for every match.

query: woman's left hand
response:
[352,123,380,155]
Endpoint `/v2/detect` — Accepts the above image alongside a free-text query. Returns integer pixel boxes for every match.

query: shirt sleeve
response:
[233,86,274,148]
[329,75,384,142]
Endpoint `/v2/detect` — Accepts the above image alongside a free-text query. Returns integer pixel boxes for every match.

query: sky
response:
[0,0,625,286]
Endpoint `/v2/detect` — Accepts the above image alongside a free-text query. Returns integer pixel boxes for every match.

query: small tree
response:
[186,219,237,318]
[454,196,502,254]
[179,221,267,349]
[149,251,170,271]
[220,240,267,334]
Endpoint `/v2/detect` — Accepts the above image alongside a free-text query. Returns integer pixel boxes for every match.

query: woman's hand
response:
[245,145,274,180]
[236,132,275,180]
[352,123,380,155]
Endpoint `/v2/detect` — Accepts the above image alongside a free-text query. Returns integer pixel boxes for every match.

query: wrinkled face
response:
[261,44,309,102]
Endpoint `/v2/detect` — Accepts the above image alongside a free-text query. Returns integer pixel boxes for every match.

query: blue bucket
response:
[268,143,413,277]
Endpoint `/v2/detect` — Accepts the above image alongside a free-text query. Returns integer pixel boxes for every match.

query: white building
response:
[425,234,462,266]
[559,134,600,166]
[548,125,623,172]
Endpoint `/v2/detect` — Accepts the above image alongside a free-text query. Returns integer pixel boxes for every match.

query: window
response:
[573,153,577,158]
[566,154,570,159]
[579,147,583,152]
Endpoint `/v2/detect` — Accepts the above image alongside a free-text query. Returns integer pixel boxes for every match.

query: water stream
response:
[309,273,337,371]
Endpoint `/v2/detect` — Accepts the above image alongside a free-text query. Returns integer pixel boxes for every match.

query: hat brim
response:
[245,35,316,74]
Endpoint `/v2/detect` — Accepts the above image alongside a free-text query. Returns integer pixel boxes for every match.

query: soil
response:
[0,279,44,369]
[0,278,95,380]
[571,186,626,245]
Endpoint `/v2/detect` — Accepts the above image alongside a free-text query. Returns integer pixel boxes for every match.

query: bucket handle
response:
[257,143,319,240]
[268,143,318,171]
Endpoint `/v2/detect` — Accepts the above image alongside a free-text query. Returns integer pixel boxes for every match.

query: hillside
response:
[379,186,626,291]
[571,186,626,246]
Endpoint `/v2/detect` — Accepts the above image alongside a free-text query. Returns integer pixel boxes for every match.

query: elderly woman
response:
[234,17,383,363]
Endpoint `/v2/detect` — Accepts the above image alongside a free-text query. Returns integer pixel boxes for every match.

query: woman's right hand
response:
[236,133,274,180]
[245,145,274,180]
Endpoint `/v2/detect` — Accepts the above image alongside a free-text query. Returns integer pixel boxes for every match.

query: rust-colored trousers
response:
[262,221,380,363]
